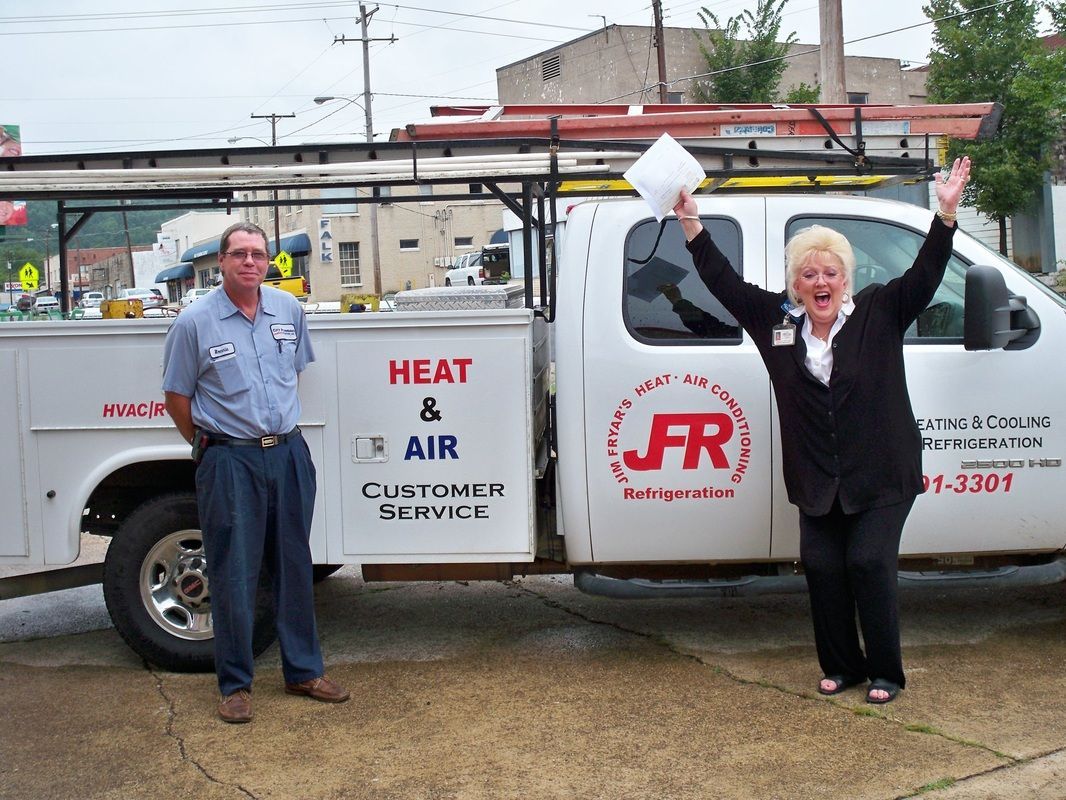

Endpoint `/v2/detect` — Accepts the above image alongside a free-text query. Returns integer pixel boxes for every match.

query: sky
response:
[1,0,976,156]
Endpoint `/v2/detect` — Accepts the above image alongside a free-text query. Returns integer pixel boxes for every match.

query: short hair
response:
[784,224,855,306]
[219,221,269,256]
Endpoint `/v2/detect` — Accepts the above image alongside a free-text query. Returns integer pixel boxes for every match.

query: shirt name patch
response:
[271,324,297,341]
[209,342,236,360]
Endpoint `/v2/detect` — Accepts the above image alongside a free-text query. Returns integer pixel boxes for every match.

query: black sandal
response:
[865,679,901,704]
[818,675,862,696]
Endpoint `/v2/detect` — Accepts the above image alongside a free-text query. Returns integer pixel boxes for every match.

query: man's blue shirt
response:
[162,285,315,438]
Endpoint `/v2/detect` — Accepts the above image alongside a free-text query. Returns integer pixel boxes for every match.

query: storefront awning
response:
[180,240,220,262]
[155,262,194,282]
[271,232,311,256]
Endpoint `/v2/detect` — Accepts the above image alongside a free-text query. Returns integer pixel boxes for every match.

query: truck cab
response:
[555,195,1063,566]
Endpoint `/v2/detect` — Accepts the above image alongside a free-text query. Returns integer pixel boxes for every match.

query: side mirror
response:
[964,265,1040,351]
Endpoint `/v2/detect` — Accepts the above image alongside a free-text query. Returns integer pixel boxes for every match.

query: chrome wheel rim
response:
[139,528,213,641]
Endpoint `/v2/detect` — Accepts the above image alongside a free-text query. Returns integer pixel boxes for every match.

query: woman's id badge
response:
[772,320,796,347]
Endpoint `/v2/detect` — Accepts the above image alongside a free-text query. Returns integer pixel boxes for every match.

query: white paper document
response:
[623,133,706,221]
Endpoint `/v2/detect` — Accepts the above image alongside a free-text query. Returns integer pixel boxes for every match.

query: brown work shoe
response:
[218,689,252,723]
[284,675,350,703]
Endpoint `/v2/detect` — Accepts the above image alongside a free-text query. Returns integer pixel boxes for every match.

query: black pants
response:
[799,497,914,688]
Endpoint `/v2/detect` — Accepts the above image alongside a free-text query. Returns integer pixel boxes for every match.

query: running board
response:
[0,563,104,600]
[573,557,1066,599]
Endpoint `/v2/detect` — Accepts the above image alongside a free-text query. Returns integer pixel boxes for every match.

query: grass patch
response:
[916,777,956,793]
[905,722,942,735]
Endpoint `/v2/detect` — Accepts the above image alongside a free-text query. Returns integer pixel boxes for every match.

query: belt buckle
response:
[260,435,278,448]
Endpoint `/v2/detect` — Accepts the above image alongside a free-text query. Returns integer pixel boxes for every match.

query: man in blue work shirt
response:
[162,221,348,723]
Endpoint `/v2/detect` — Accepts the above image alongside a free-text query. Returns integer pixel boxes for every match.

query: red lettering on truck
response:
[622,413,733,471]
[389,358,473,384]
[102,401,166,418]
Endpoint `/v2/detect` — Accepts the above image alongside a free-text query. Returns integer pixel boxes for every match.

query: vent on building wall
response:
[542,54,561,82]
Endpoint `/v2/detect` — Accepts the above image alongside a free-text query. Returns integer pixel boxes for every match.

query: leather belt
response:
[205,427,301,448]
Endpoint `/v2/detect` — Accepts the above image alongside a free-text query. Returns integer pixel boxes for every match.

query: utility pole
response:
[334,4,396,295]
[818,0,846,103]
[651,0,669,103]
[250,112,296,255]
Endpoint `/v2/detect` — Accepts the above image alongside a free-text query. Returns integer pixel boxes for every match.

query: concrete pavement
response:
[1,568,1065,799]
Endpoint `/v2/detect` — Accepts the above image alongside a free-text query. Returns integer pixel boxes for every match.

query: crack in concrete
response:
[146,662,258,799]
[894,744,1066,799]
[513,582,1019,786]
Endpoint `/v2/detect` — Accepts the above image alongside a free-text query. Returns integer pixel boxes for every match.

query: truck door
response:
[578,198,774,562]
[767,197,1066,557]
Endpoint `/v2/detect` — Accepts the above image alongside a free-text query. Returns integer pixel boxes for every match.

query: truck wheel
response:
[103,492,276,673]
[467,277,475,286]
[445,278,452,286]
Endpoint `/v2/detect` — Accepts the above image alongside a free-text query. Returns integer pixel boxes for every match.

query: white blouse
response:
[789,298,855,386]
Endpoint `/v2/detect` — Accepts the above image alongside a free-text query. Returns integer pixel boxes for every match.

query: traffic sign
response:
[19,262,39,292]
[273,250,293,278]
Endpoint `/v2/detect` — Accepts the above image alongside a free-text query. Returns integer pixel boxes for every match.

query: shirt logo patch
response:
[209,342,236,360]
[271,324,297,341]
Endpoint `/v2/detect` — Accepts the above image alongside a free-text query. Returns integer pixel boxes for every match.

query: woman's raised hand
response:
[935,156,971,216]
[673,188,698,219]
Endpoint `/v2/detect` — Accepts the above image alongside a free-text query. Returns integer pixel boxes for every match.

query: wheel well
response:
[83,460,196,537]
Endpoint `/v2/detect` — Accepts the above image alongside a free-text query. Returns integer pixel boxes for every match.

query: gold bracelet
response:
[679,215,701,221]
[936,209,958,222]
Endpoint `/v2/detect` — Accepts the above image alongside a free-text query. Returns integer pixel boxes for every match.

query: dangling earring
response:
[842,291,850,304]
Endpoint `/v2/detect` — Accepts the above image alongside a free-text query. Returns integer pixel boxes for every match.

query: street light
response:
[227,136,271,146]
[313,95,382,294]
[313,96,365,112]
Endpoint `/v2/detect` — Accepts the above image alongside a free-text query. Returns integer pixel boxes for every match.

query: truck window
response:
[786,216,970,342]
[623,217,743,345]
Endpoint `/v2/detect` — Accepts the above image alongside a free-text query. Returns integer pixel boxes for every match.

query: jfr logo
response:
[622,413,733,470]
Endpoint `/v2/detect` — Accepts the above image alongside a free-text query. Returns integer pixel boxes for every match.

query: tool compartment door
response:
[335,311,536,562]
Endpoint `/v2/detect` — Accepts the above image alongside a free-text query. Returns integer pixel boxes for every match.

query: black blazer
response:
[686,218,957,516]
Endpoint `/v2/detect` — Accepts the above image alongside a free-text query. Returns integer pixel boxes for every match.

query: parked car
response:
[32,296,61,315]
[446,252,484,286]
[179,287,212,306]
[15,294,33,313]
[79,291,105,309]
[116,288,164,309]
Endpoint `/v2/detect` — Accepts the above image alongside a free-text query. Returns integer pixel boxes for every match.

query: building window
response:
[321,186,359,215]
[418,184,433,199]
[454,236,474,248]
[399,238,419,251]
[372,185,391,200]
[847,92,869,104]
[667,91,685,104]
[469,183,483,194]
[339,242,361,287]
[542,54,561,81]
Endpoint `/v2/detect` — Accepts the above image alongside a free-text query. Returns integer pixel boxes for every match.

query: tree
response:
[925,0,1066,254]
[691,0,803,103]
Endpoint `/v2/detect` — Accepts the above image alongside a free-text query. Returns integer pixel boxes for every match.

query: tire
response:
[445,278,452,287]
[312,564,343,583]
[467,277,475,286]
[103,492,276,672]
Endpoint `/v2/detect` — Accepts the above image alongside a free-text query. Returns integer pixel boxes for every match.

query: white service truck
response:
[0,191,1061,671]
[0,114,1060,672]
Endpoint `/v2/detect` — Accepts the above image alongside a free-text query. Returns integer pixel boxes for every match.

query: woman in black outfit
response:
[673,156,971,704]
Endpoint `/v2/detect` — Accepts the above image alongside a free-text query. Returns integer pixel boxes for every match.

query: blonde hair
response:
[784,225,855,306]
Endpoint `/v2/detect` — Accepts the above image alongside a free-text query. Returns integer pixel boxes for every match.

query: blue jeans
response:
[195,432,323,696]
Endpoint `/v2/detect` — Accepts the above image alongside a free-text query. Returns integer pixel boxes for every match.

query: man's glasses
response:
[224,250,270,264]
